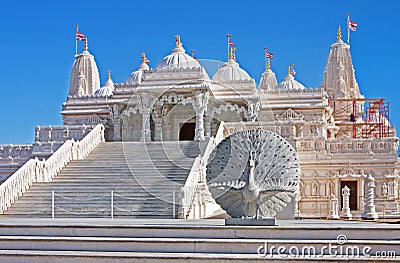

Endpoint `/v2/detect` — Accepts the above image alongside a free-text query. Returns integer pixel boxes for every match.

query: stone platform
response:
[225,217,276,226]
[0,218,398,262]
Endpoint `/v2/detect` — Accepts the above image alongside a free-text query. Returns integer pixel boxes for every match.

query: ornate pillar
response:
[361,174,379,220]
[341,186,353,219]
[152,116,163,141]
[140,108,151,142]
[328,194,340,219]
[139,92,152,142]
[192,91,209,141]
[109,104,121,141]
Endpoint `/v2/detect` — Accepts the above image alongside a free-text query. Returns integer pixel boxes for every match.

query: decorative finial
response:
[175,34,181,46]
[84,38,88,51]
[107,69,111,80]
[288,65,291,75]
[337,26,341,40]
[267,59,271,69]
[228,47,233,60]
[141,52,150,64]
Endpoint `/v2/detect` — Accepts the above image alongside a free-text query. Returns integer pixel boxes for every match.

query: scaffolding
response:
[330,98,391,139]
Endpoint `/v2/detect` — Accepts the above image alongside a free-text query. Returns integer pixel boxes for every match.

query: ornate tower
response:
[68,39,100,97]
[321,27,362,100]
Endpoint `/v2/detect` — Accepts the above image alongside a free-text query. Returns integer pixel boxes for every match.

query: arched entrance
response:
[179,122,195,140]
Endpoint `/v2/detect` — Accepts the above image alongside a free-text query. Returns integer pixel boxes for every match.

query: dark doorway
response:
[340,181,358,210]
[179,123,195,140]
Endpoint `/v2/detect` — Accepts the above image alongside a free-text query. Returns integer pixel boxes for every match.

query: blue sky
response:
[0,0,399,143]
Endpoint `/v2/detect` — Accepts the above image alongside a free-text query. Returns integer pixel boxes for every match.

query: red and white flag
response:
[228,40,236,46]
[76,31,85,41]
[265,51,274,59]
[348,20,358,31]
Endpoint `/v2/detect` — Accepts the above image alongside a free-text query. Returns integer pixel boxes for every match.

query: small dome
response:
[212,59,252,83]
[276,72,306,91]
[259,68,277,91]
[155,35,201,70]
[94,71,114,97]
[125,70,144,85]
[125,53,150,85]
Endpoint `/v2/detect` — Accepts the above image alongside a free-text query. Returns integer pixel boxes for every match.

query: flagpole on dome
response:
[226,34,232,60]
[264,47,268,69]
[75,25,79,55]
[347,13,350,44]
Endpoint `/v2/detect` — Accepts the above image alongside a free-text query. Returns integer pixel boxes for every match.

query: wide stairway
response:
[0,219,398,262]
[2,140,207,218]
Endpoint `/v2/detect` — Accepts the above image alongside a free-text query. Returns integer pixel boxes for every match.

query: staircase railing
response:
[0,124,105,213]
[179,122,226,219]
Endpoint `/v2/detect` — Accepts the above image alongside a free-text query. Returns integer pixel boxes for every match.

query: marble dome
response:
[276,71,306,91]
[94,72,114,97]
[155,36,202,71]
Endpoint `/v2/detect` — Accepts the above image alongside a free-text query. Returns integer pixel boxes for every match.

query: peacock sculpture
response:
[206,129,300,218]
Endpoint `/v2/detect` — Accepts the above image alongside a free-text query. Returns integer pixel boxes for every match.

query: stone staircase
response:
[2,140,208,218]
[0,218,398,262]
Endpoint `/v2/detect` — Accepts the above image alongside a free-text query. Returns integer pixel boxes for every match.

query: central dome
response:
[212,59,252,83]
[212,46,253,84]
[155,35,201,70]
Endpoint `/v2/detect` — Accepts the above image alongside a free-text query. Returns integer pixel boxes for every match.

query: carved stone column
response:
[361,174,379,220]
[139,92,152,142]
[328,194,340,219]
[109,104,121,141]
[153,117,163,141]
[341,186,353,219]
[192,91,209,141]
[140,108,151,142]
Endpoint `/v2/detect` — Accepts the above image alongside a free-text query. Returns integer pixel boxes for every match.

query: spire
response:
[337,26,341,41]
[107,69,111,80]
[266,59,271,69]
[321,30,362,100]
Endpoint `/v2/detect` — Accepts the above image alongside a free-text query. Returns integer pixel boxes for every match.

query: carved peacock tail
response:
[206,129,300,218]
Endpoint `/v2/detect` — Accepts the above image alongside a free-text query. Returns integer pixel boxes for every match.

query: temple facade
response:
[1,29,398,218]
